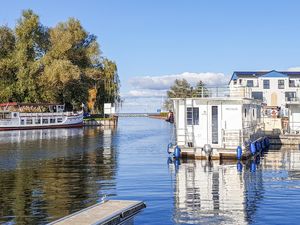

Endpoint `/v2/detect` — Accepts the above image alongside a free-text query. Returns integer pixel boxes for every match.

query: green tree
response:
[164,79,193,110]
[192,80,209,97]
[14,10,48,102]
[0,26,17,102]
[0,9,120,113]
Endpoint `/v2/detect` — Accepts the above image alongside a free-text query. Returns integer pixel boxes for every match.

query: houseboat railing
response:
[191,87,252,98]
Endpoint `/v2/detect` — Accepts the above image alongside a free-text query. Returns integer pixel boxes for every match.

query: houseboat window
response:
[247,80,254,87]
[26,119,33,125]
[50,118,56,123]
[233,79,237,85]
[244,108,247,118]
[42,118,48,124]
[263,80,270,89]
[239,79,242,85]
[251,92,263,100]
[21,119,25,125]
[35,118,41,124]
[278,80,285,89]
[289,79,296,87]
[57,118,63,123]
[285,92,296,101]
[187,107,199,125]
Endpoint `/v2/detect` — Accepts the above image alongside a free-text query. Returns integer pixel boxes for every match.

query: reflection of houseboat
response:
[0,103,83,131]
[171,87,265,159]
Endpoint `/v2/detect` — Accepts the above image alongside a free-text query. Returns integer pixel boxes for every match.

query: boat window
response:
[50,118,56,123]
[187,107,199,125]
[42,119,48,124]
[0,112,11,119]
[21,119,25,125]
[57,118,63,123]
[26,119,33,125]
[35,118,41,124]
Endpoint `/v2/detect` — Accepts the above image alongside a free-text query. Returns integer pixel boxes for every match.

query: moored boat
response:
[0,102,83,131]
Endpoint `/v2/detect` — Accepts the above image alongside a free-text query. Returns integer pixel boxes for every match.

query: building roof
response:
[229,70,300,83]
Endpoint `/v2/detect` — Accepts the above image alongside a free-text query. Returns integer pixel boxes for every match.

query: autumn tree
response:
[0,9,120,113]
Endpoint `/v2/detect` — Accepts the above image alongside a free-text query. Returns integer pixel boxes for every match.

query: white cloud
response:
[287,67,300,71]
[126,90,166,98]
[128,72,229,91]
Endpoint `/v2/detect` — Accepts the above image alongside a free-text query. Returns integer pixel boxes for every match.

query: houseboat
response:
[0,103,83,131]
[169,87,267,160]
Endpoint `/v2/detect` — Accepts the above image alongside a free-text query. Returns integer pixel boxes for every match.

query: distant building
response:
[229,70,300,110]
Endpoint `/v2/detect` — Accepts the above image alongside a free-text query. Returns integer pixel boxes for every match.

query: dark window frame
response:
[246,80,254,87]
[278,80,285,89]
[263,80,270,89]
[187,107,199,125]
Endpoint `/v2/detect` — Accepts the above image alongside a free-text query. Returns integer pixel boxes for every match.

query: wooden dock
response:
[49,200,146,225]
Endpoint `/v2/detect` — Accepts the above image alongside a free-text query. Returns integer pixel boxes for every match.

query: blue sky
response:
[1,1,300,112]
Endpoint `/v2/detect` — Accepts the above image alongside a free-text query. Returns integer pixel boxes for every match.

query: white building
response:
[229,70,300,110]
[229,70,300,133]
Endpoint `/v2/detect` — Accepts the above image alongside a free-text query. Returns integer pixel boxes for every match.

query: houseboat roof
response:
[229,70,300,83]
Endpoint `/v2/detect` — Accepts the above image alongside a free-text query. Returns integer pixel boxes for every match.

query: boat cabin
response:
[172,97,263,151]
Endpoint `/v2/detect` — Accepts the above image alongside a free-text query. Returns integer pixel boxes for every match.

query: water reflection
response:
[168,146,300,225]
[0,127,117,224]
[169,158,264,224]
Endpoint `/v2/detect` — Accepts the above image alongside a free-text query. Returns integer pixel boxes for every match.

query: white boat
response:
[0,103,83,131]
[170,87,266,159]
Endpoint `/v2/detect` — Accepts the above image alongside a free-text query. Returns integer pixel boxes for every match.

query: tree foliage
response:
[164,79,207,110]
[0,10,120,113]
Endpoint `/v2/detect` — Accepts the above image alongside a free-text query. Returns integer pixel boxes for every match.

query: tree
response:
[192,80,209,97]
[164,79,193,110]
[0,10,120,113]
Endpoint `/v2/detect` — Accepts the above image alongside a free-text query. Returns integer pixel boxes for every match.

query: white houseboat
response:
[170,87,266,159]
[0,103,83,131]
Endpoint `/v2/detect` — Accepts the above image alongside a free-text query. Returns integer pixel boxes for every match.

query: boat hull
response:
[0,122,83,131]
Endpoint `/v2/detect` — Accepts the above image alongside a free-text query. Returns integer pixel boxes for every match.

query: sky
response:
[1,1,300,112]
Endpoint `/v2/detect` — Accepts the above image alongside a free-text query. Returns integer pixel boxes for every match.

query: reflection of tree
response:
[0,127,117,224]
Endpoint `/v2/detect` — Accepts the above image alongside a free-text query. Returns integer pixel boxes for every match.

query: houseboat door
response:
[211,105,220,146]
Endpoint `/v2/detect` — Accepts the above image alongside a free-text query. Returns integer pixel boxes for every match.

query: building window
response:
[252,92,263,100]
[253,108,255,117]
[233,79,237,85]
[57,118,63,123]
[50,118,56,124]
[21,119,25,125]
[244,108,247,118]
[239,79,242,85]
[278,80,284,89]
[187,107,199,125]
[285,92,296,101]
[246,80,254,87]
[42,118,48,124]
[289,79,296,87]
[263,80,270,89]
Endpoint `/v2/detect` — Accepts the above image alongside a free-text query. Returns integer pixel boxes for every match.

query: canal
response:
[0,117,300,224]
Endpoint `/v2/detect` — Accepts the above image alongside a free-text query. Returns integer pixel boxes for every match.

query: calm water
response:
[0,118,300,224]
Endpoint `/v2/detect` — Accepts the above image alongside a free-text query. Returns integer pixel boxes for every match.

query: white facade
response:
[229,70,300,110]
[172,95,263,150]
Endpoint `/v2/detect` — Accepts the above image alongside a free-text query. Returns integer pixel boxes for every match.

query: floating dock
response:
[49,200,146,225]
